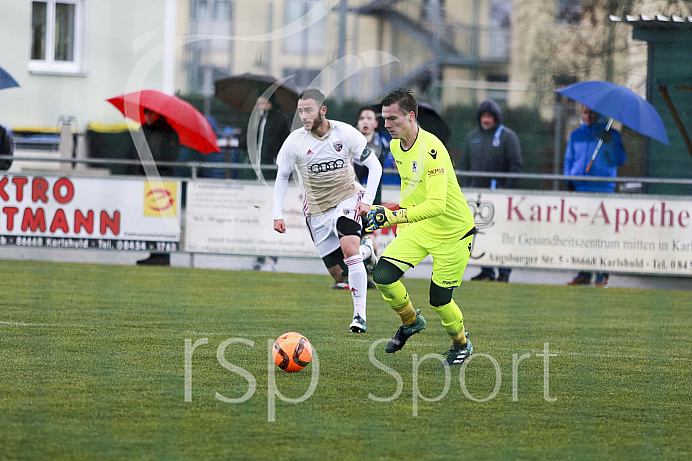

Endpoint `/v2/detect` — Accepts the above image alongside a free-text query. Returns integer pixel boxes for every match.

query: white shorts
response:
[306,193,363,258]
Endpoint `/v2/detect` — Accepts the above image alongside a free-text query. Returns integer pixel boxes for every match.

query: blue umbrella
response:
[0,66,20,90]
[556,80,669,146]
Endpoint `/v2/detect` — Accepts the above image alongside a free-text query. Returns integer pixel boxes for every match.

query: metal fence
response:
[4,155,692,193]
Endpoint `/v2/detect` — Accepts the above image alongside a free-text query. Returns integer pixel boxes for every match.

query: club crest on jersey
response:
[333,141,343,152]
[412,161,418,172]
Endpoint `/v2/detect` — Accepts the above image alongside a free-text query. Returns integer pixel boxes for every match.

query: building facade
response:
[1,0,178,130]
[178,0,515,109]
[2,0,690,137]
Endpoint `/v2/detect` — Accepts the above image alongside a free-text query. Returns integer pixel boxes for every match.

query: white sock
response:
[359,242,372,260]
[345,255,367,320]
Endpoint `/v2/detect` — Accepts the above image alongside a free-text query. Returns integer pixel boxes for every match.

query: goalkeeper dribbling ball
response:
[272,332,313,372]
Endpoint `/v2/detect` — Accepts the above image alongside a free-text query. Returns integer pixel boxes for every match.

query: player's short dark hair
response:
[355,105,378,125]
[299,88,326,107]
[357,105,377,118]
[381,88,418,118]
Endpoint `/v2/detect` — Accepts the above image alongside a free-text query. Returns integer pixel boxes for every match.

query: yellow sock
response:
[431,299,466,345]
[449,327,467,347]
[393,301,417,325]
[376,281,417,324]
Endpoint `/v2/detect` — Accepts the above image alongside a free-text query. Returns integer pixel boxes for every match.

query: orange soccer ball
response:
[272,332,313,372]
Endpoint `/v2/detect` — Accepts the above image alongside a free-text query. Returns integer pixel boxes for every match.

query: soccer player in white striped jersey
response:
[273,88,382,333]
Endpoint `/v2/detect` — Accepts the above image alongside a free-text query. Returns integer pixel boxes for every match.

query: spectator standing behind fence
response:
[252,95,291,272]
[176,115,219,178]
[0,123,14,171]
[353,106,390,205]
[460,99,522,282]
[135,109,180,266]
[564,105,626,287]
[254,95,291,175]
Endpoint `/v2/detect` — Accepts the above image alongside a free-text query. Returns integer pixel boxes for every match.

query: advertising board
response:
[0,174,181,252]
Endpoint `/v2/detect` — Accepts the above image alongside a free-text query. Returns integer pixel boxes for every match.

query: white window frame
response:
[29,0,87,74]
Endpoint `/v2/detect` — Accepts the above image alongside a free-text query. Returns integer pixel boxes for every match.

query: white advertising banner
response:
[185,181,318,257]
[0,174,181,252]
[466,189,692,277]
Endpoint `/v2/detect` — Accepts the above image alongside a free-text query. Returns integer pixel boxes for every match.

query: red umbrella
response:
[107,90,220,153]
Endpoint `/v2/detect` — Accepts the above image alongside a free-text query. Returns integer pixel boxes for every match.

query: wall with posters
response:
[0,174,181,253]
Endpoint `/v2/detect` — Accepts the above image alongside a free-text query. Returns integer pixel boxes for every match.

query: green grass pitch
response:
[0,260,690,460]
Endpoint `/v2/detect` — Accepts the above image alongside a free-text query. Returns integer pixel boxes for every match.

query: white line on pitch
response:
[0,321,55,327]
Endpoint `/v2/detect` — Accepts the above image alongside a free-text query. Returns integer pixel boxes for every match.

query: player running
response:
[365,88,477,366]
[273,88,382,333]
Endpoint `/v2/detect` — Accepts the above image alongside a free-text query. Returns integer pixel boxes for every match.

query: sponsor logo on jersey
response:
[309,159,345,173]
[429,149,438,159]
[412,161,418,172]
[428,168,445,175]
[333,141,343,152]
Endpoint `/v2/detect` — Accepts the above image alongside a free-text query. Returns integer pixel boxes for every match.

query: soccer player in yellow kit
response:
[365,88,477,366]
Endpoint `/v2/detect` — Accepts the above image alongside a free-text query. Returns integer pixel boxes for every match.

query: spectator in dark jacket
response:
[250,95,290,272]
[252,95,290,180]
[460,99,523,282]
[135,109,180,266]
[0,124,14,170]
[133,109,180,177]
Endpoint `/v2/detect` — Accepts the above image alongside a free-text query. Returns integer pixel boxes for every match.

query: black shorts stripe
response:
[460,227,477,240]
[380,255,415,269]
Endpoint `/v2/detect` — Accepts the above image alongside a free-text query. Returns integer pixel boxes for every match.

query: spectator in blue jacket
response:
[564,106,626,193]
[564,105,627,287]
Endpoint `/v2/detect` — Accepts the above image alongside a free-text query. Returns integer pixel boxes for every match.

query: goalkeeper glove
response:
[365,206,408,231]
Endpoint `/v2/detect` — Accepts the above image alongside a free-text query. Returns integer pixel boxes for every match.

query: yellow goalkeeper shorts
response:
[381,226,474,288]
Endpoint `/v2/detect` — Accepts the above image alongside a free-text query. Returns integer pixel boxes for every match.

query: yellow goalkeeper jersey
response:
[390,127,475,241]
